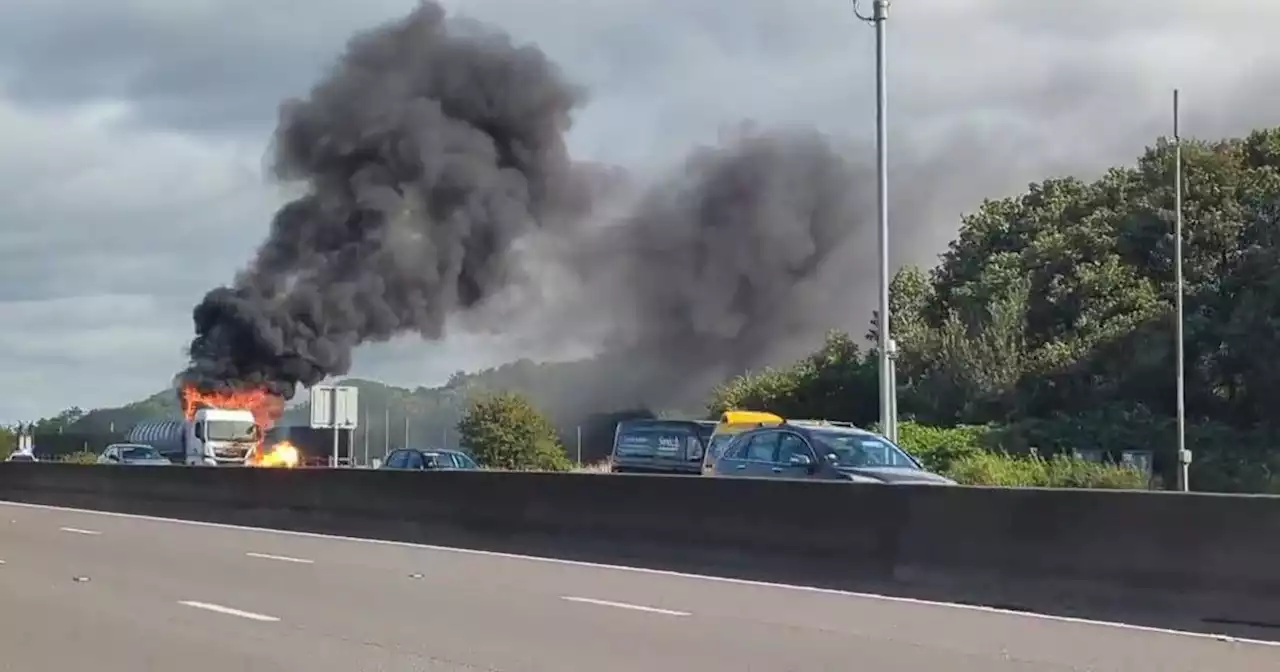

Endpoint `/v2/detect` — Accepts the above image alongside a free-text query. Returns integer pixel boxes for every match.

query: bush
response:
[457,391,572,471]
[944,452,1149,489]
[893,421,987,473]
[60,450,99,465]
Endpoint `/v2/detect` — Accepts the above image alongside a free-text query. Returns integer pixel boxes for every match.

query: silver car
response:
[711,421,955,484]
[98,444,171,466]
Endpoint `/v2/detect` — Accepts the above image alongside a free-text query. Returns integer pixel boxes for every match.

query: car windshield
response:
[206,420,258,442]
[450,453,479,469]
[810,431,920,469]
[707,434,738,459]
[122,447,161,459]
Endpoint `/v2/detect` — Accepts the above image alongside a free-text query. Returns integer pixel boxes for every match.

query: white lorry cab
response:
[127,407,259,466]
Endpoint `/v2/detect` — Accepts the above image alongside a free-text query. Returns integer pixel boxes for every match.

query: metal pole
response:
[855,0,895,440]
[363,408,369,466]
[404,415,410,448]
[331,426,339,468]
[886,339,898,442]
[576,426,582,465]
[383,408,390,457]
[1173,89,1189,492]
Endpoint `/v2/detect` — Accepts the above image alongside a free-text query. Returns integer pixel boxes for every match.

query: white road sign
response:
[310,385,359,429]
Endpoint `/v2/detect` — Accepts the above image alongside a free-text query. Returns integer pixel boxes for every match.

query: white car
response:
[5,451,37,462]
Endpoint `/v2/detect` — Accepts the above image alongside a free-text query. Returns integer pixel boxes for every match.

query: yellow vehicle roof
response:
[715,410,783,427]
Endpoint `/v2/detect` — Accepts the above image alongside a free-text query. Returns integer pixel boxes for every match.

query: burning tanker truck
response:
[125,387,300,468]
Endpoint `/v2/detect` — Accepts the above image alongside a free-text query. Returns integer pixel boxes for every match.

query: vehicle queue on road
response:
[610,410,955,484]
[8,407,951,485]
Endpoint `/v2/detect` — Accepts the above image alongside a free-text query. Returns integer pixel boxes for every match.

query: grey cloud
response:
[0,1,409,135]
[0,99,276,302]
[0,293,189,420]
[0,97,280,421]
[1,0,1279,420]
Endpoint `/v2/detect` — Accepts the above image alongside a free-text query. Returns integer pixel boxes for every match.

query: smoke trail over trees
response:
[179,1,869,402]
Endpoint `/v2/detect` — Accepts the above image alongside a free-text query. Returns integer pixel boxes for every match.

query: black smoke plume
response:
[179,2,868,404]
[180,1,588,398]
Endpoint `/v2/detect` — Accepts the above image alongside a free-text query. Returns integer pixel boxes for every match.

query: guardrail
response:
[1,463,1277,638]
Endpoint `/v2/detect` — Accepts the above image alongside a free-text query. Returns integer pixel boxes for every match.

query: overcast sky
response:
[0,0,1276,422]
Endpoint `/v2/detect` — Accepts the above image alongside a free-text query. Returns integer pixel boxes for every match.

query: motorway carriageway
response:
[0,502,1275,671]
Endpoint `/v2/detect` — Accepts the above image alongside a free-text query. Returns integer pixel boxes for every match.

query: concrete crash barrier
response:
[2,463,1278,639]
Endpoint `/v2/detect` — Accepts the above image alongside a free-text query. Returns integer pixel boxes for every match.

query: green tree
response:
[908,277,1031,423]
[457,391,572,471]
[0,425,14,460]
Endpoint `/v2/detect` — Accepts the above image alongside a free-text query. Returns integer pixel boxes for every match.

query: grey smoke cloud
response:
[564,127,871,399]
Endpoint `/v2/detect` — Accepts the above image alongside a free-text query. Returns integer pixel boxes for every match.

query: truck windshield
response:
[206,421,259,442]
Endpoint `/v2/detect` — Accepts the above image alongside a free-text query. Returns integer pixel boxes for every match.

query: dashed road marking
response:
[179,601,279,622]
[246,552,314,564]
[561,596,690,617]
[58,527,100,535]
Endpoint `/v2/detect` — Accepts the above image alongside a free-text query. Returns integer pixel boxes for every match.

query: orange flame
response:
[181,385,290,467]
[251,441,300,468]
[181,385,284,428]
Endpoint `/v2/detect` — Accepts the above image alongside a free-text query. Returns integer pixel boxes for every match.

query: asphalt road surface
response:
[0,501,1275,671]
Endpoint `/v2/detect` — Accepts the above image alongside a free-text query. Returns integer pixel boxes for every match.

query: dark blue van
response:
[610,419,714,475]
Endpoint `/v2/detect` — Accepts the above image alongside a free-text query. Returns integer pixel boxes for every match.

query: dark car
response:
[380,448,480,471]
[610,419,714,475]
[711,420,954,484]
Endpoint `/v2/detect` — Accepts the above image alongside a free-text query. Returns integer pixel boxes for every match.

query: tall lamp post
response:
[853,0,896,441]
[1173,89,1190,491]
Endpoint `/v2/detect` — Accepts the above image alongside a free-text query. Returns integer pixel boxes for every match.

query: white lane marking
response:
[59,527,100,535]
[179,601,279,622]
[4,500,1276,647]
[562,596,689,616]
[246,552,313,564]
